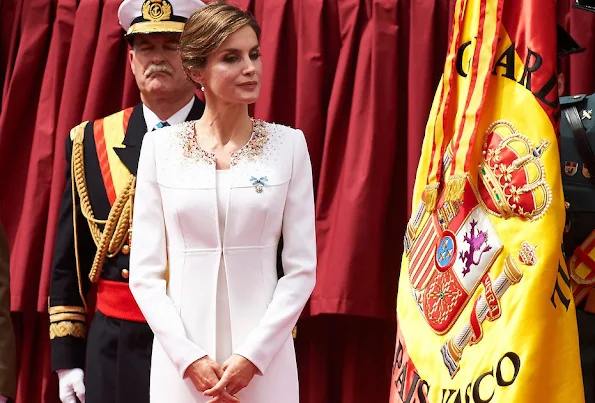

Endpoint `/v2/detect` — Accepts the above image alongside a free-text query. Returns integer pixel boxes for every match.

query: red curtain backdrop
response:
[1,1,593,402]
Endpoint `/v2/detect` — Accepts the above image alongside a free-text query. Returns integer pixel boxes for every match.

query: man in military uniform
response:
[559,1,595,401]
[49,1,205,402]
[563,91,595,403]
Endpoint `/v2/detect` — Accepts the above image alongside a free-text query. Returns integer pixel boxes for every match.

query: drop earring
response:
[200,85,205,92]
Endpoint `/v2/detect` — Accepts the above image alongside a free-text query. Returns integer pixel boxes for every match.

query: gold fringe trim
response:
[423,183,440,212]
[49,322,87,339]
[444,174,467,202]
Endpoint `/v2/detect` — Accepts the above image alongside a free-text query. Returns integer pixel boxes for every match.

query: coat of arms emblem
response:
[405,120,549,377]
[410,180,503,335]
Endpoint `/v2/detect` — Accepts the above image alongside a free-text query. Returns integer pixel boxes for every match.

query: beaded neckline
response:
[180,118,268,165]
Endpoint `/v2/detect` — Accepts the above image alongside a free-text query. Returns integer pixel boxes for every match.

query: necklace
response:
[180,118,268,165]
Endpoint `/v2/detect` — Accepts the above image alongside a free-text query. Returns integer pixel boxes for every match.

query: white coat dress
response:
[129,119,317,403]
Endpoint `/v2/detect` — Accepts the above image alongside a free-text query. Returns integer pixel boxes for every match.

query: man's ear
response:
[128,49,136,74]
[557,72,565,97]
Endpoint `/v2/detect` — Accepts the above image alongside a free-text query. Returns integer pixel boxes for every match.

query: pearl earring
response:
[200,85,205,92]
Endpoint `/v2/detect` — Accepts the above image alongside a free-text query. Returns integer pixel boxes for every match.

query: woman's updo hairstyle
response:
[179,1,261,84]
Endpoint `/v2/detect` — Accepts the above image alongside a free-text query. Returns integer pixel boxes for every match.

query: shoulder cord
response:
[71,128,136,283]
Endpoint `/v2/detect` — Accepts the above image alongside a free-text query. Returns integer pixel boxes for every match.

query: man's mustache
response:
[145,64,172,78]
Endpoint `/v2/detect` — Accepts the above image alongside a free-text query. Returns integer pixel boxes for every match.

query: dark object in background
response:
[557,24,585,56]
[0,222,16,402]
[574,0,595,12]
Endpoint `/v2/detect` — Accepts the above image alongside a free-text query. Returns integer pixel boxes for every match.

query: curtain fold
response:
[1,1,593,402]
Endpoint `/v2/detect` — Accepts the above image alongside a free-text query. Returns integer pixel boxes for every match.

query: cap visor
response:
[126,21,185,36]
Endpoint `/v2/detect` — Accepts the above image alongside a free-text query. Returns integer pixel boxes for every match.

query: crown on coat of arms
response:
[518,241,538,266]
[478,120,552,221]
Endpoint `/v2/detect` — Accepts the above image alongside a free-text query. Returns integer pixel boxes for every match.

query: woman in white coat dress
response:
[129,2,317,403]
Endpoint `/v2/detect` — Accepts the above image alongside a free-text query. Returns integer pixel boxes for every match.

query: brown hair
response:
[179,1,261,79]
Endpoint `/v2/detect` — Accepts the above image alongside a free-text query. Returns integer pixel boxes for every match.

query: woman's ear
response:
[187,67,204,87]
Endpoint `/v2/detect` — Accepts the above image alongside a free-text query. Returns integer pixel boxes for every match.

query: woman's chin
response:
[213,91,260,105]
[226,97,260,105]
[234,89,260,104]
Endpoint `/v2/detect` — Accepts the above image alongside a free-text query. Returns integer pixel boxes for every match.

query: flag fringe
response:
[445,174,468,202]
[423,183,440,212]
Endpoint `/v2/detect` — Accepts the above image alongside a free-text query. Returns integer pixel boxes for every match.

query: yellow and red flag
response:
[391,0,584,401]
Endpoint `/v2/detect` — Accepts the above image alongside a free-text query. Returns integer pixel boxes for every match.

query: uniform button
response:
[121,269,130,279]
[122,244,130,255]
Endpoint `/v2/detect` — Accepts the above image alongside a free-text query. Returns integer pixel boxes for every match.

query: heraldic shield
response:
[408,179,503,336]
[403,119,553,378]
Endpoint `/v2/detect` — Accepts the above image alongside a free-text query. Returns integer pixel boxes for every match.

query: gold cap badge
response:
[142,0,172,22]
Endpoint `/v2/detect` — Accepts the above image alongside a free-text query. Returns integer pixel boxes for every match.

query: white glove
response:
[57,368,85,403]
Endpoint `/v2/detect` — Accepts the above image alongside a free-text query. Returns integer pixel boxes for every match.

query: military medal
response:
[565,161,578,176]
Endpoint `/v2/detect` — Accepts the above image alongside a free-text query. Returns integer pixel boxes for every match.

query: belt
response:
[96,279,146,323]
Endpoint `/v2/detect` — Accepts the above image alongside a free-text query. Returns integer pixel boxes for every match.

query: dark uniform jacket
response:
[560,93,595,403]
[49,99,205,370]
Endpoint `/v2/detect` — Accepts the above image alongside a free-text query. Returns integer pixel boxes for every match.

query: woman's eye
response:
[250,52,261,60]
[224,55,239,63]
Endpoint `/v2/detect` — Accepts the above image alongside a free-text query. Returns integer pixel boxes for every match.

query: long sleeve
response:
[129,132,207,378]
[235,129,317,374]
[49,129,94,371]
[0,222,16,401]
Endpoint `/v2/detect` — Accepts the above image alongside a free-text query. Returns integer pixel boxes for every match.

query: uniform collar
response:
[116,97,204,175]
[143,97,195,132]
